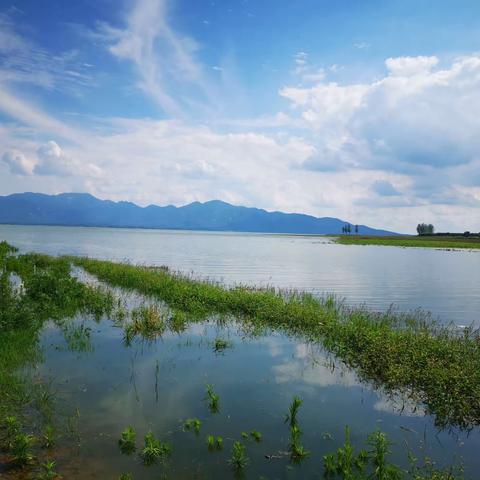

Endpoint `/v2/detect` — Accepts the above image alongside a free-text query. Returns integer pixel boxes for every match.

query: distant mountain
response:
[0,192,397,235]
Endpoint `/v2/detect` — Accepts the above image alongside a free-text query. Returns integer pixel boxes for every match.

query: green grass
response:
[0,243,115,476]
[72,255,480,430]
[322,426,462,479]
[334,235,480,249]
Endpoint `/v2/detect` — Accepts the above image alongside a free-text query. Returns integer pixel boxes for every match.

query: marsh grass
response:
[285,397,309,461]
[73,256,480,429]
[205,384,220,414]
[0,244,115,476]
[119,426,136,455]
[322,426,460,479]
[228,441,249,471]
[213,337,232,353]
[123,304,167,343]
[38,460,60,480]
[184,418,201,435]
[334,235,480,250]
[140,431,171,466]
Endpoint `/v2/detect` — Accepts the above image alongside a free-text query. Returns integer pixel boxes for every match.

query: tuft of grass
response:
[42,424,56,449]
[205,384,220,414]
[124,304,167,343]
[140,431,171,466]
[38,460,61,480]
[184,418,201,435]
[206,434,223,451]
[213,337,232,353]
[285,396,309,461]
[11,432,35,465]
[119,426,136,455]
[228,441,249,471]
[285,396,302,428]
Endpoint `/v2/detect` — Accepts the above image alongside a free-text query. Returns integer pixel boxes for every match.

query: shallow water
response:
[1,224,479,326]
[34,308,478,479]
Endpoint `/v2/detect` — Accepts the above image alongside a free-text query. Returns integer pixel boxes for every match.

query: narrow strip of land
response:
[333,235,480,249]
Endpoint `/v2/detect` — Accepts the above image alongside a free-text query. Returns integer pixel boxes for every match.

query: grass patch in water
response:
[334,235,480,250]
[71,256,480,430]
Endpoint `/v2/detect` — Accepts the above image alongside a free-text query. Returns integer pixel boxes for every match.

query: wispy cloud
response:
[0,12,95,93]
[94,0,213,116]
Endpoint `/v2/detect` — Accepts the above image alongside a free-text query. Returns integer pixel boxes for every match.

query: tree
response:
[416,223,435,235]
[355,225,359,235]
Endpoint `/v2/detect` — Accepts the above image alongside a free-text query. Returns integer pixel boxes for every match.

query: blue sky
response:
[1,0,479,232]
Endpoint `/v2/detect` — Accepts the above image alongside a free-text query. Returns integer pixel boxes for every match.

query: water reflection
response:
[34,309,479,479]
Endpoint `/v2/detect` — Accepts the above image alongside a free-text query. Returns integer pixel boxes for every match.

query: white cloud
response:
[1,149,34,175]
[95,0,211,116]
[385,55,439,76]
[34,140,103,178]
[0,12,95,92]
[353,41,370,50]
[279,54,480,190]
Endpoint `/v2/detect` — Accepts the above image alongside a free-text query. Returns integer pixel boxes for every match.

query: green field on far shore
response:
[334,235,480,249]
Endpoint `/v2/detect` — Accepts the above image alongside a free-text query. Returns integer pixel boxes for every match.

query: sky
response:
[0,0,480,233]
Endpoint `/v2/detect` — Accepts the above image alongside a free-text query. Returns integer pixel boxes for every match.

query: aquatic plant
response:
[38,460,60,480]
[42,424,55,449]
[140,431,171,465]
[11,432,35,465]
[206,435,223,451]
[213,337,232,353]
[228,441,249,471]
[284,396,309,461]
[119,426,136,454]
[367,430,402,479]
[124,304,167,342]
[285,396,303,428]
[205,384,220,413]
[241,431,249,439]
[3,415,20,449]
[250,430,262,442]
[63,323,93,352]
[184,418,201,434]
[119,474,132,480]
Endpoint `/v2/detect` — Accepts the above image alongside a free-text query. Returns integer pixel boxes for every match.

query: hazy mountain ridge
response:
[0,192,397,235]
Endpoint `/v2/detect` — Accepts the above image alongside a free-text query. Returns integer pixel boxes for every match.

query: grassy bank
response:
[0,242,114,475]
[73,256,480,430]
[333,235,480,249]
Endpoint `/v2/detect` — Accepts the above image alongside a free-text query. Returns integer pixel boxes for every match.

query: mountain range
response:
[0,192,396,235]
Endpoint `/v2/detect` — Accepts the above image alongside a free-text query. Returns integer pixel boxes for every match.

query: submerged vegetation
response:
[72,255,480,430]
[334,235,480,249]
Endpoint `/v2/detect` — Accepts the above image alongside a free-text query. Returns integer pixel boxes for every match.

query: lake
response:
[1,224,479,325]
[1,224,480,479]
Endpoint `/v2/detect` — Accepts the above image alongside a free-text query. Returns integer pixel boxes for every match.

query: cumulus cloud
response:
[385,55,438,76]
[1,149,34,175]
[34,140,103,178]
[280,54,480,194]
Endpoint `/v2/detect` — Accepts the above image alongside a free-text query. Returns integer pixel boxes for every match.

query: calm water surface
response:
[1,224,479,325]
